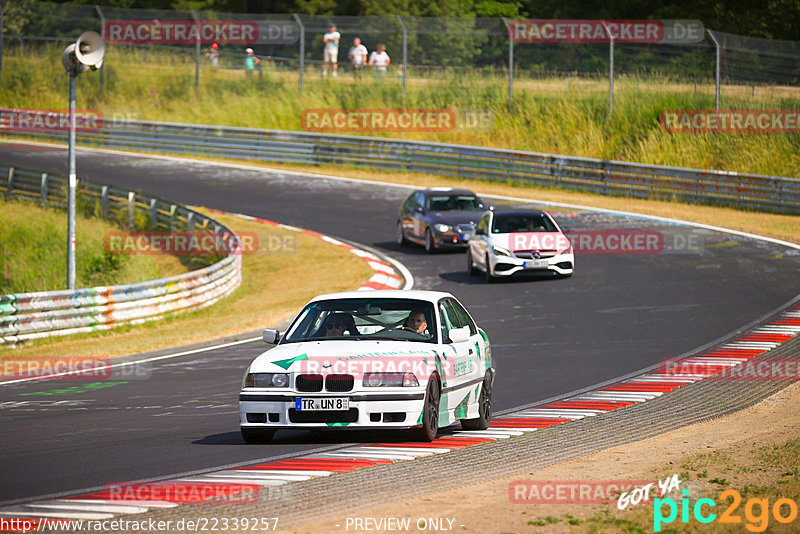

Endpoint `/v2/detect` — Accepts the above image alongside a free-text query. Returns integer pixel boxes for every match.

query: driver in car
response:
[324,313,358,336]
[403,309,428,335]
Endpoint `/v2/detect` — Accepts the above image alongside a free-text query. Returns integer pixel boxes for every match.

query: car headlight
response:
[492,245,512,257]
[244,373,289,388]
[363,372,419,387]
[434,224,453,233]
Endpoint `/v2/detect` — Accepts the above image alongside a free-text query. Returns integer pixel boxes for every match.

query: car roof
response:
[308,290,455,304]
[418,188,479,197]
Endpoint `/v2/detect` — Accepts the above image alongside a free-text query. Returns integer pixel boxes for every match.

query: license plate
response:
[295,397,349,411]
[524,259,548,269]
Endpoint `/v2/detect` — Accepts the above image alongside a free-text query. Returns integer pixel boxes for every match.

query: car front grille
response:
[325,374,354,392]
[296,374,323,392]
[295,373,355,392]
[513,250,556,259]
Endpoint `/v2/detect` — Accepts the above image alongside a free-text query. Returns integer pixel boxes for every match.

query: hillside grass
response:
[2,45,800,179]
[0,198,187,293]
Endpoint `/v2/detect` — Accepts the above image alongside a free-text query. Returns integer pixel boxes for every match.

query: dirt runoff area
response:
[290,382,800,534]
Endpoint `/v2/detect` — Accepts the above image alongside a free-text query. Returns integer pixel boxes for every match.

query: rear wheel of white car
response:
[413,378,440,441]
[396,221,408,246]
[461,374,492,431]
[424,228,436,254]
[241,428,275,444]
[467,250,476,276]
[484,255,495,283]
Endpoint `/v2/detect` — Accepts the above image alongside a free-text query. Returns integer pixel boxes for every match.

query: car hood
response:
[428,211,482,226]
[247,339,444,375]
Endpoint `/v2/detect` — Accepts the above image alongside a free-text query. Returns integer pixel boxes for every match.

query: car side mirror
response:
[262,328,281,344]
[475,228,486,236]
[414,206,424,214]
[448,326,471,344]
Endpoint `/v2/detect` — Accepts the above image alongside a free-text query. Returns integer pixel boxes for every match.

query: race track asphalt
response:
[1,142,798,504]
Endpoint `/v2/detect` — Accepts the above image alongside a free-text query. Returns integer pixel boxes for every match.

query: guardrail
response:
[0,165,242,344]
[2,117,798,214]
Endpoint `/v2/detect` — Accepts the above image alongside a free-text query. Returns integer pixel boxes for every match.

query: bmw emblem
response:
[322,362,332,369]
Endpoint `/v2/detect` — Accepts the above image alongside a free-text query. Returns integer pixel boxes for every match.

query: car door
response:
[409,192,427,240]
[437,299,480,419]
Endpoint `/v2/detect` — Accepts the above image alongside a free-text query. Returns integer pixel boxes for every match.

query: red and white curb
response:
[2,305,797,526]
[204,209,409,291]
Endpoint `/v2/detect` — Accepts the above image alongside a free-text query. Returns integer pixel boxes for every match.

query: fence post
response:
[601,21,614,115]
[191,10,201,99]
[708,29,721,111]
[94,5,105,94]
[397,15,407,103]
[501,17,513,107]
[101,185,108,218]
[6,167,14,199]
[187,211,195,231]
[150,198,158,229]
[40,173,48,206]
[169,204,177,230]
[292,14,304,94]
[127,191,135,229]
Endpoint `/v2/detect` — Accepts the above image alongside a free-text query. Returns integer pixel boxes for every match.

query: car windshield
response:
[426,195,484,212]
[282,298,438,343]
[492,213,557,233]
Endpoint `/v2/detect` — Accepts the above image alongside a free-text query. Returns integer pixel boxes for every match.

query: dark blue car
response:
[396,188,487,253]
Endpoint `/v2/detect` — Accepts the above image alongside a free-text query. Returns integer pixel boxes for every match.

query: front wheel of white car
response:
[413,378,440,441]
[484,255,495,283]
[241,428,275,443]
[461,374,492,431]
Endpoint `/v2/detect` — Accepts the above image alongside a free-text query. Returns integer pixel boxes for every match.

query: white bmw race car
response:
[239,290,493,443]
[467,209,574,282]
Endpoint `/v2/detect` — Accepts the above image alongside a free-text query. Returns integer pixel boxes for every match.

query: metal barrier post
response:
[601,21,614,115]
[101,185,108,218]
[397,15,407,103]
[67,73,77,289]
[191,10,200,99]
[708,29,721,111]
[94,5,105,93]
[150,198,158,229]
[6,167,14,199]
[127,191,135,229]
[501,17,513,107]
[292,14,304,94]
[40,173,48,206]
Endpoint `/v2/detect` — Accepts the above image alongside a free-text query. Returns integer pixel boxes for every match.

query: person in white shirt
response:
[348,37,368,78]
[368,44,390,80]
[322,24,341,77]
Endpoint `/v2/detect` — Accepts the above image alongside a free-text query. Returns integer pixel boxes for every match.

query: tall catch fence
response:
[1,2,799,107]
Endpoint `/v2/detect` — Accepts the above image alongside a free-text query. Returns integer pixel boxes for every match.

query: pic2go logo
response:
[654,489,799,532]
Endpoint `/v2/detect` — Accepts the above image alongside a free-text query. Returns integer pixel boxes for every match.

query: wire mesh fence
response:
[1,2,800,109]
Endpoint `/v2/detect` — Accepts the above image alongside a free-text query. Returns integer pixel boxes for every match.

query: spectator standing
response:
[323,24,341,77]
[244,47,260,79]
[204,42,220,67]
[369,44,390,80]
[348,37,368,78]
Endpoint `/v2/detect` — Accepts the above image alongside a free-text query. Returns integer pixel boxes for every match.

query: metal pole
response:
[94,6,105,93]
[501,17,513,107]
[708,29,721,111]
[601,21,614,115]
[67,72,77,289]
[292,13,304,94]
[396,15,407,102]
[191,10,200,99]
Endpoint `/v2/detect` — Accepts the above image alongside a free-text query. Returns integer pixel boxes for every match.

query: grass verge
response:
[0,209,373,361]
[0,198,187,294]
